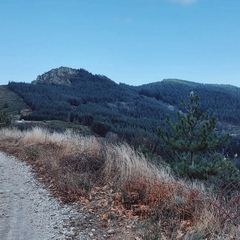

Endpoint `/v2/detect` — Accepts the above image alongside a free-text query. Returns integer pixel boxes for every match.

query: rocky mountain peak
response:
[32,66,79,85]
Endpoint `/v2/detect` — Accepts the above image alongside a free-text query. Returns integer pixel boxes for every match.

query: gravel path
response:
[0,152,90,240]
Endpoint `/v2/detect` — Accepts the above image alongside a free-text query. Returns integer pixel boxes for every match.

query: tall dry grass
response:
[0,126,239,239]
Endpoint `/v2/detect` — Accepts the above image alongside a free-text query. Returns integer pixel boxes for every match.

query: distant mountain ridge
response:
[32,67,240,110]
[9,66,240,127]
[6,66,240,154]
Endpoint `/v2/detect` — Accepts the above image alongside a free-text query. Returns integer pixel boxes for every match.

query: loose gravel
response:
[0,152,90,240]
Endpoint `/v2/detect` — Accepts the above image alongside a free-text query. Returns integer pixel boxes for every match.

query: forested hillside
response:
[7,67,240,157]
[125,79,240,125]
[8,68,173,153]
[0,85,29,119]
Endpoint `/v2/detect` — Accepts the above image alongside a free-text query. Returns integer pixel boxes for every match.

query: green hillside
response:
[0,85,30,120]
[125,79,240,125]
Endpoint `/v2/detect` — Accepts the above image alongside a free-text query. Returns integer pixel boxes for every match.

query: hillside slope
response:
[6,66,240,155]
[0,127,239,239]
[124,78,240,125]
[0,85,31,120]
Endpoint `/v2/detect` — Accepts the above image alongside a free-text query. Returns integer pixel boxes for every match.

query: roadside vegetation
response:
[0,126,239,239]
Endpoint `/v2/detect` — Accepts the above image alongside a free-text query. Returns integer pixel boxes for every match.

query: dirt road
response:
[0,152,89,240]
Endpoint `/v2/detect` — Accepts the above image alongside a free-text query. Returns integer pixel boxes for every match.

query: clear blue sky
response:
[1,0,240,87]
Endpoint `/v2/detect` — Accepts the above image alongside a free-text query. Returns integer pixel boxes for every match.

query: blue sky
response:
[0,0,240,87]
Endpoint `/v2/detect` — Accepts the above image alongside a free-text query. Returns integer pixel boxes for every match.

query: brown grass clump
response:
[0,127,239,239]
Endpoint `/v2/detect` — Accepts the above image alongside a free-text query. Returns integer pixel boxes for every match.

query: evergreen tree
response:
[157,93,229,166]
[0,110,11,128]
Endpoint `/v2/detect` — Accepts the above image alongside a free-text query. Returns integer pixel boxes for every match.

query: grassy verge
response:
[0,127,239,239]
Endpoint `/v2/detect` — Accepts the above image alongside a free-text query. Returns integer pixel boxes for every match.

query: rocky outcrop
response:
[32,66,79,85]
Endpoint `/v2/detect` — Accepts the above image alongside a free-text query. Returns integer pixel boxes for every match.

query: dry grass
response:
[0,127,239,239]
